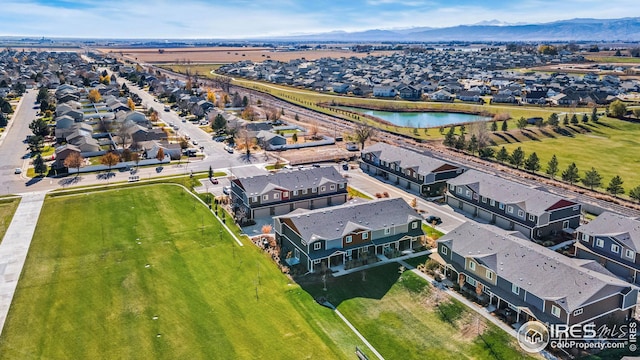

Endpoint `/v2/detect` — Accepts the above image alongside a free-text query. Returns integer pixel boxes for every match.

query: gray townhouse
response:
[435,222,637,327]
[574,212,640,285]
[446,170,581,240]
[275,197,424,273]
[230,167,348,222]
[360,142,464,197]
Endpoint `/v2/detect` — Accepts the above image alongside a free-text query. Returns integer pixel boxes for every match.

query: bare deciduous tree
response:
[353,123,377,150]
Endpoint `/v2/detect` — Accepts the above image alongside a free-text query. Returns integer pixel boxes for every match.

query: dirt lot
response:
[97,47,397,64]
[277,144,357,165]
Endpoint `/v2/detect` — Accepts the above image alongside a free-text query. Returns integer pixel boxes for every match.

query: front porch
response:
[330,249,432,277]
[325,236,421,275]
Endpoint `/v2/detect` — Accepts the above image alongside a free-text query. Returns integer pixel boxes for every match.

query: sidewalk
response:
[0,191,47,335]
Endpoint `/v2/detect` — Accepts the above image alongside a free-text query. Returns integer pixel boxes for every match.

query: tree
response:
[27,135,44,154]
[501,119,508,131]
[88,89,101,103]
[496,146,509,163]
[454,134,466,150]
[100,152,120,172]
[292,132,298,143]
[546,155,559,179]
[208,165,213,179]
[581,113,589,123]
[606,175,625,197]
[63,152,84,175]
[117,121,134,149]
[591,107,599,123]
[524,152,541,172]
[0,113,7,128]
[29,118,49,137]
[207,90,216,103]
[581,167,602,190]
[547,113,559,128]
[240,107,257,121]
[212,114,227,131]
[33,154,47,176]
[179,136,189,149]
[354,123,377,150]
[561,163,580,185]
[242,96,248,107]
[609,100,627,118]
[443,126,456,147]
[570,114,578,125]
[127,97,136,111]
[131,152,140,168]
[509,146,525,169]
[478,147,495,159]
[156,148,165,162]
[563,114,569,126]
[490,121,498,132]
[467,134,478,155]
[294,113,300,121]
[36,87,49,103]
[516,117,528,130]
[629,186,640,203]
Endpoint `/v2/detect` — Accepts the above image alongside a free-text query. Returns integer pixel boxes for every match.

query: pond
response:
[340,107,491,128]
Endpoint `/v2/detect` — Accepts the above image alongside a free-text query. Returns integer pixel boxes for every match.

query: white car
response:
[14,168,22,174]
[192,140,198,146]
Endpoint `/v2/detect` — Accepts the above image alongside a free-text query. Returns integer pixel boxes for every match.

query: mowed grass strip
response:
[497,117,640,192]
[0,185,367,359]
[0,198,20,243]
[303,264,538,360]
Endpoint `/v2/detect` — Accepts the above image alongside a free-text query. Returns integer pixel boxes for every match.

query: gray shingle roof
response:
[439,222,632,312]
[276,197,421,243]
[577,212,640,251]
[447,169,571,215]
[362,142,460,177]
[236,167,346,197]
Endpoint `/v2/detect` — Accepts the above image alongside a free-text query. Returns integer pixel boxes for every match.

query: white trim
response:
[512,283,520,295]
[362,232,368,240]
[314,242,321,250]
[611,244,620,253]
[596,238,604,248]
[551,305,561,318]
[573,308,583,316]
[626,249,634,259]
[468,260,476,271]
[345,235,352,243]
[441,246,448,255]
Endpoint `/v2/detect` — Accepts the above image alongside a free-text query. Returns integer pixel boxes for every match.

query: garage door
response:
[513,223,530,238]
[462,203,476,216]
[312,198,328,209]
[293,201,310,211]
[495,216,511,229]
[253,207,271,218]
[273,204,291,216]
[477,208,493,222]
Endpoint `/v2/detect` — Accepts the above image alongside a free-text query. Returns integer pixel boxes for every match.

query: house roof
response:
[577,212,640,251]
[447,169,575,215]
[276,197,421,243]
[438,222,633,312]
[362,142,461,177]
[234,167,346,197]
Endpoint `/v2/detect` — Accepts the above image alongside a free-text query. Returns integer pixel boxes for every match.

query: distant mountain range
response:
[270,18,640,42]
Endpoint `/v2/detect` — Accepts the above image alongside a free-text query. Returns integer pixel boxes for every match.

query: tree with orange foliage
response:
[88,89,101,103]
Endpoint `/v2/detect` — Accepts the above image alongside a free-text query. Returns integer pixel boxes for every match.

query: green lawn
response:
[302,264,538,360]
[0,198,20,243]
[496,117,640,192]
[0,185,368,359]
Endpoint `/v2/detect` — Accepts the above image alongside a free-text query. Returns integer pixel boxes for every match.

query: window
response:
[611,244,620,253]
[449,184,455,191]
[263,194,269,201]
[596,239,604,248]
[481,196,487,203]
[468,261,476,271]
[345,236,352,244]
[465,190,471,197]
[486,270,494,280]
[562,220,569,229]
[572,205,579,211]
[441,246,448,255]
[466,276,477,287]
[314,242,321,250]
[313,259,321,264]
[384,228,391,235]
[252,196,258,202]
[274,193,280,199]
[339,183,345,189]
[507,206,513,213]
[573,308,583,316]
[282,192,288,198]
[518,210,524,217]
[412,222,418,229]
[529,214,535,222]
[456,187,462,194]
[581,233,589,242]
[490,199,495,206]
[329,185,335,190]
[302,189,308,195]
[362,232,368,240]
[499,203,505,210]
[626,249,635,259]
[312,187,317,193]
[293,190,298,196]
[320,186,326,192]
[512,284,520,295]
[551,305,561,318]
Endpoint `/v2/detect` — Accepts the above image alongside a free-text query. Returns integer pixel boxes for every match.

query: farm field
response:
[0,185,368,359]
[495,116,640,193]
[100,47,396,64]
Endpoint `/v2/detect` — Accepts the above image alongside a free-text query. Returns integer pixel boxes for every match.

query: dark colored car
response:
[425,215,442,225]
[155,166,164,173]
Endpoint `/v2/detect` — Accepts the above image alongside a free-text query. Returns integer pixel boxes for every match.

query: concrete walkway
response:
[0,191,47,335]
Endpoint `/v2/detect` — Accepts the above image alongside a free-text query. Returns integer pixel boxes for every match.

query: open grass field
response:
[584,55,640,64]
[0,198,20,243]
[302,264,538,360]
[496,117,640,193]
[101,47,396,64]
[0,185,369,359]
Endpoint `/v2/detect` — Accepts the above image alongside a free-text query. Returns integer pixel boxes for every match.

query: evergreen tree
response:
[501,119,508,131]
[496,147,509,163]
[478,147,495,159]
[454,134,466,150]
[509,146,525,169]
[546,155,559,179]
[33,154,47,176]
[581,113,589,123]
[570,114,578,124]
[524,152,541,172]
[629,185,640,203]
[581,167,602,190]
[606,175,625,197]
[443,127,456,147]
[0,113,7,128]
[547,113,559,128]
[490,121,498,132]
[467,134,478,155]
[563,114,569,126]
[561,163,580,185]
[591,107,599,123]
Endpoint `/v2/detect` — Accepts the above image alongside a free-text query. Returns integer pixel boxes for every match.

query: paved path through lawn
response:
[0,191,47,335]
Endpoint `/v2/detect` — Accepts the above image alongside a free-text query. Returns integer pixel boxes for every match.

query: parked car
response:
[284,165,293,170]
[312,163,321,168]
[224,145,234,154]
[155,166,163,173]
[14,168,22,174]
[222,186,231,195]
[425,215,442,225]
[341,162,349,171]
[192,140,198,146]
[164,106,170,112]
[210,177,219,184]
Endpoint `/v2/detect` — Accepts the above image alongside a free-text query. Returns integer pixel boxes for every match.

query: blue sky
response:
[1,0,638,38]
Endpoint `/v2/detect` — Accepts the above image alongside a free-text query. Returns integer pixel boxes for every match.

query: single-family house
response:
[435,222,637,328]
[275,197,425,273]
[373,86,397,98]
[446,169,581,240]
[360,142,464,197]
[396,84,421,100]
[230,167,348,221]
[53,143,81,168]
[256,130,286,150]
[521,90,547,105]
